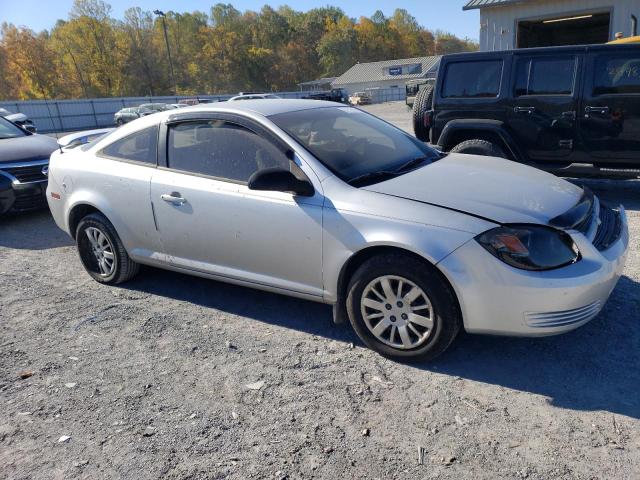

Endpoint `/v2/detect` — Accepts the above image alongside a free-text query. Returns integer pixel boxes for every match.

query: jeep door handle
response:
[514,106,535,114]
[161,192,187,205]
[585,106,610,115]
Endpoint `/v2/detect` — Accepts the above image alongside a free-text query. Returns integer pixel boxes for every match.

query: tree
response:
[0,2,479,100]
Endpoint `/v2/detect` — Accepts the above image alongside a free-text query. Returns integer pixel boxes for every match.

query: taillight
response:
[423,111,433,128]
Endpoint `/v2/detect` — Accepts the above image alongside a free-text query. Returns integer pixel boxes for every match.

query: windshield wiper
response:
[393,155,432,173]
[347,170,400,187]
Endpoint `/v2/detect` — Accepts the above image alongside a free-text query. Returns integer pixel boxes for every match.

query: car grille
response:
[1,164,48,183]
[525,301,602,328]
[551,188,623,251]
[593,203,622,251]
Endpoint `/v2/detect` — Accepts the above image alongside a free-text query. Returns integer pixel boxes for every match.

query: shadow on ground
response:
[0,210,72,250]
[122,266,640,420]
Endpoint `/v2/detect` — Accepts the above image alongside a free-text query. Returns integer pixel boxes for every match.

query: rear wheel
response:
[450,139,507,159]
[76,213,139,284]
[412,85,434,142]
[346,253,461,361]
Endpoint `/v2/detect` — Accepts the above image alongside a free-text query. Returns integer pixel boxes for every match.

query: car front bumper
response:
[0,160,49,215]
[437,206,629,336]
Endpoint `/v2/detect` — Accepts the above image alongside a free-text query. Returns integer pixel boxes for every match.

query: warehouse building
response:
[464,0,639,51]
[331,56,440,101]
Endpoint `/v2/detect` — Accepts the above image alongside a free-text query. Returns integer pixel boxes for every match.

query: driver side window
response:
[167,120,290,183]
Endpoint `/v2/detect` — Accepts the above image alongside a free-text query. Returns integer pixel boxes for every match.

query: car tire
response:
[115,119,124,126]
[346,253,461,362]
[450,139,508,159]
[76,213,140,285]
[412,85,434,142]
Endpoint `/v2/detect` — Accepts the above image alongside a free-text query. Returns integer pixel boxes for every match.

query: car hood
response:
[363,154,583,224]
[0,134,59,164]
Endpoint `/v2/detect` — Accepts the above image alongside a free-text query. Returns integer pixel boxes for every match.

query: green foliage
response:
[0,1,478,100]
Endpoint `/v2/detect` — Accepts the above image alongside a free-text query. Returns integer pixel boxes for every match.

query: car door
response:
[150,115,325,298]
[507,53,581,163]
[579,48,640,164]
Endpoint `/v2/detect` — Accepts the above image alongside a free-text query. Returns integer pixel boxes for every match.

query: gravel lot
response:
[1,102,639,479]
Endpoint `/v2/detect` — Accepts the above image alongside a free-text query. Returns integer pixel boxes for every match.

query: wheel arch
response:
[67,202,105,240]
[333,244,461,325]
[437,120,523,161]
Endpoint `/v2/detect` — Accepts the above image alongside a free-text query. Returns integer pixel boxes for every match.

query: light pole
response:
[154,9,178,96]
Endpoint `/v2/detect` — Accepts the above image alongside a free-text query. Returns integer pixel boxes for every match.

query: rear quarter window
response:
[593,53,640,95]
[442,60,503,98]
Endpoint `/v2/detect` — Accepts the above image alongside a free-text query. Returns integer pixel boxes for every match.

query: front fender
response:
[321,207,481,303]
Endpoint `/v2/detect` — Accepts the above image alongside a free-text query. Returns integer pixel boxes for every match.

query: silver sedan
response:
[46,100,629,360]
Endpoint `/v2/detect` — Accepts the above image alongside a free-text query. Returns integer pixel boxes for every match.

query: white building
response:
[464,0,640,51]
[331,56,440,100]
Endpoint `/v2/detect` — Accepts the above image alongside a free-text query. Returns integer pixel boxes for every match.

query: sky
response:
[0,0,479,40]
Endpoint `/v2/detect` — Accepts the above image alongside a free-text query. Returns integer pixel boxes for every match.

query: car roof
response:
[166,99,339,118]
[94,99,341,151]
[443,42,640,61]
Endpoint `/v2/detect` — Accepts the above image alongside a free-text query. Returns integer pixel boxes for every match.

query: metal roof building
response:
[465,0,639,51]
[331,56,441,97]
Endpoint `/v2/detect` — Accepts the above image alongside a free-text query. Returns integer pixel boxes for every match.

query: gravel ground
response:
[1,102,639,479]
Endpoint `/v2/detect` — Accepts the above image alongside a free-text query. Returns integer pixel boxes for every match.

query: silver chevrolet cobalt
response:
[47,100,629,361]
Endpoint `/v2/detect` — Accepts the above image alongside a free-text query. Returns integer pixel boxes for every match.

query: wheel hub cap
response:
[360,275,434,350]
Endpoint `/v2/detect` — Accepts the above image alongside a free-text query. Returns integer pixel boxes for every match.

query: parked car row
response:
[2,42,633,362]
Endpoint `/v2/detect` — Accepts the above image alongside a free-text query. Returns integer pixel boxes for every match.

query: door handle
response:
[514,106,535,114]
[585,106,610,116]
[161,192,187,205]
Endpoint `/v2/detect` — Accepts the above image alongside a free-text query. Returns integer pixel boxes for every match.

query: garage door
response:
[517,12,610,48]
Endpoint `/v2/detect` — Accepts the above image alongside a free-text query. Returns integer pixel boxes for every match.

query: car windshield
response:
[270,106,441,185]
[0,116,27,139]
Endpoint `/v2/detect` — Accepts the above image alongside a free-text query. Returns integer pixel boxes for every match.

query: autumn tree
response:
[0,2,479,100]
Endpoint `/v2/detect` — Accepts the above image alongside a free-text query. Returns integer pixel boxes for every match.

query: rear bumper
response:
[438,207,629,336]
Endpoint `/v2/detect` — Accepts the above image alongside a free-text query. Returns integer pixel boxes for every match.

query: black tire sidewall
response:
[346,254,461,361]
[451,139,507,158]
[412,85,433,142]
[76,214,122,284]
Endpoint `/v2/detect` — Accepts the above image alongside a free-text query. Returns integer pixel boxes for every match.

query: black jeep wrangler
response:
[412,44,640,176]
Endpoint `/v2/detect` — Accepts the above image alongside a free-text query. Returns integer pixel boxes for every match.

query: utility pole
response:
[154,10,178,96]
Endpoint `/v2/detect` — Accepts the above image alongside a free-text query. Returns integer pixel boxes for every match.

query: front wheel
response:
[346,253,461,361]
[76,213,140,284]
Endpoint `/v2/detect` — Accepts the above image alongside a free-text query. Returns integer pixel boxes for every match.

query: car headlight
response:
[475,225,579,271]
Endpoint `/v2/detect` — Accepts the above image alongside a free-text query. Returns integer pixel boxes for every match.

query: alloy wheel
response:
[84,227,115,277]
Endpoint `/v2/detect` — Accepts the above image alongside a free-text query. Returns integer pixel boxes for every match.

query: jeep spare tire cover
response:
[412,85,433,142]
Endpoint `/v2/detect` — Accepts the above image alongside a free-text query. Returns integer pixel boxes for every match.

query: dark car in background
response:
[0,116,58,215]
[114,106,154,126]
[412,43,640,177]
[0,107,37,132]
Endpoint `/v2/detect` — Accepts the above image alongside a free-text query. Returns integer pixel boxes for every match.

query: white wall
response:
[479,0,640,51]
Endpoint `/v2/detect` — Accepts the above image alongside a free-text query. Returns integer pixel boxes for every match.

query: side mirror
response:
[248,167,314,197]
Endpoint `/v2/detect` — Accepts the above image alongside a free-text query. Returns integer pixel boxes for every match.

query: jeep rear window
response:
[515,57,576,96]
[593,54,640,95]
[442,60,502,98]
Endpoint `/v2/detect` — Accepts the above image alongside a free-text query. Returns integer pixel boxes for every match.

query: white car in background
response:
[46,100,628,361]
[228,94,282,101]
